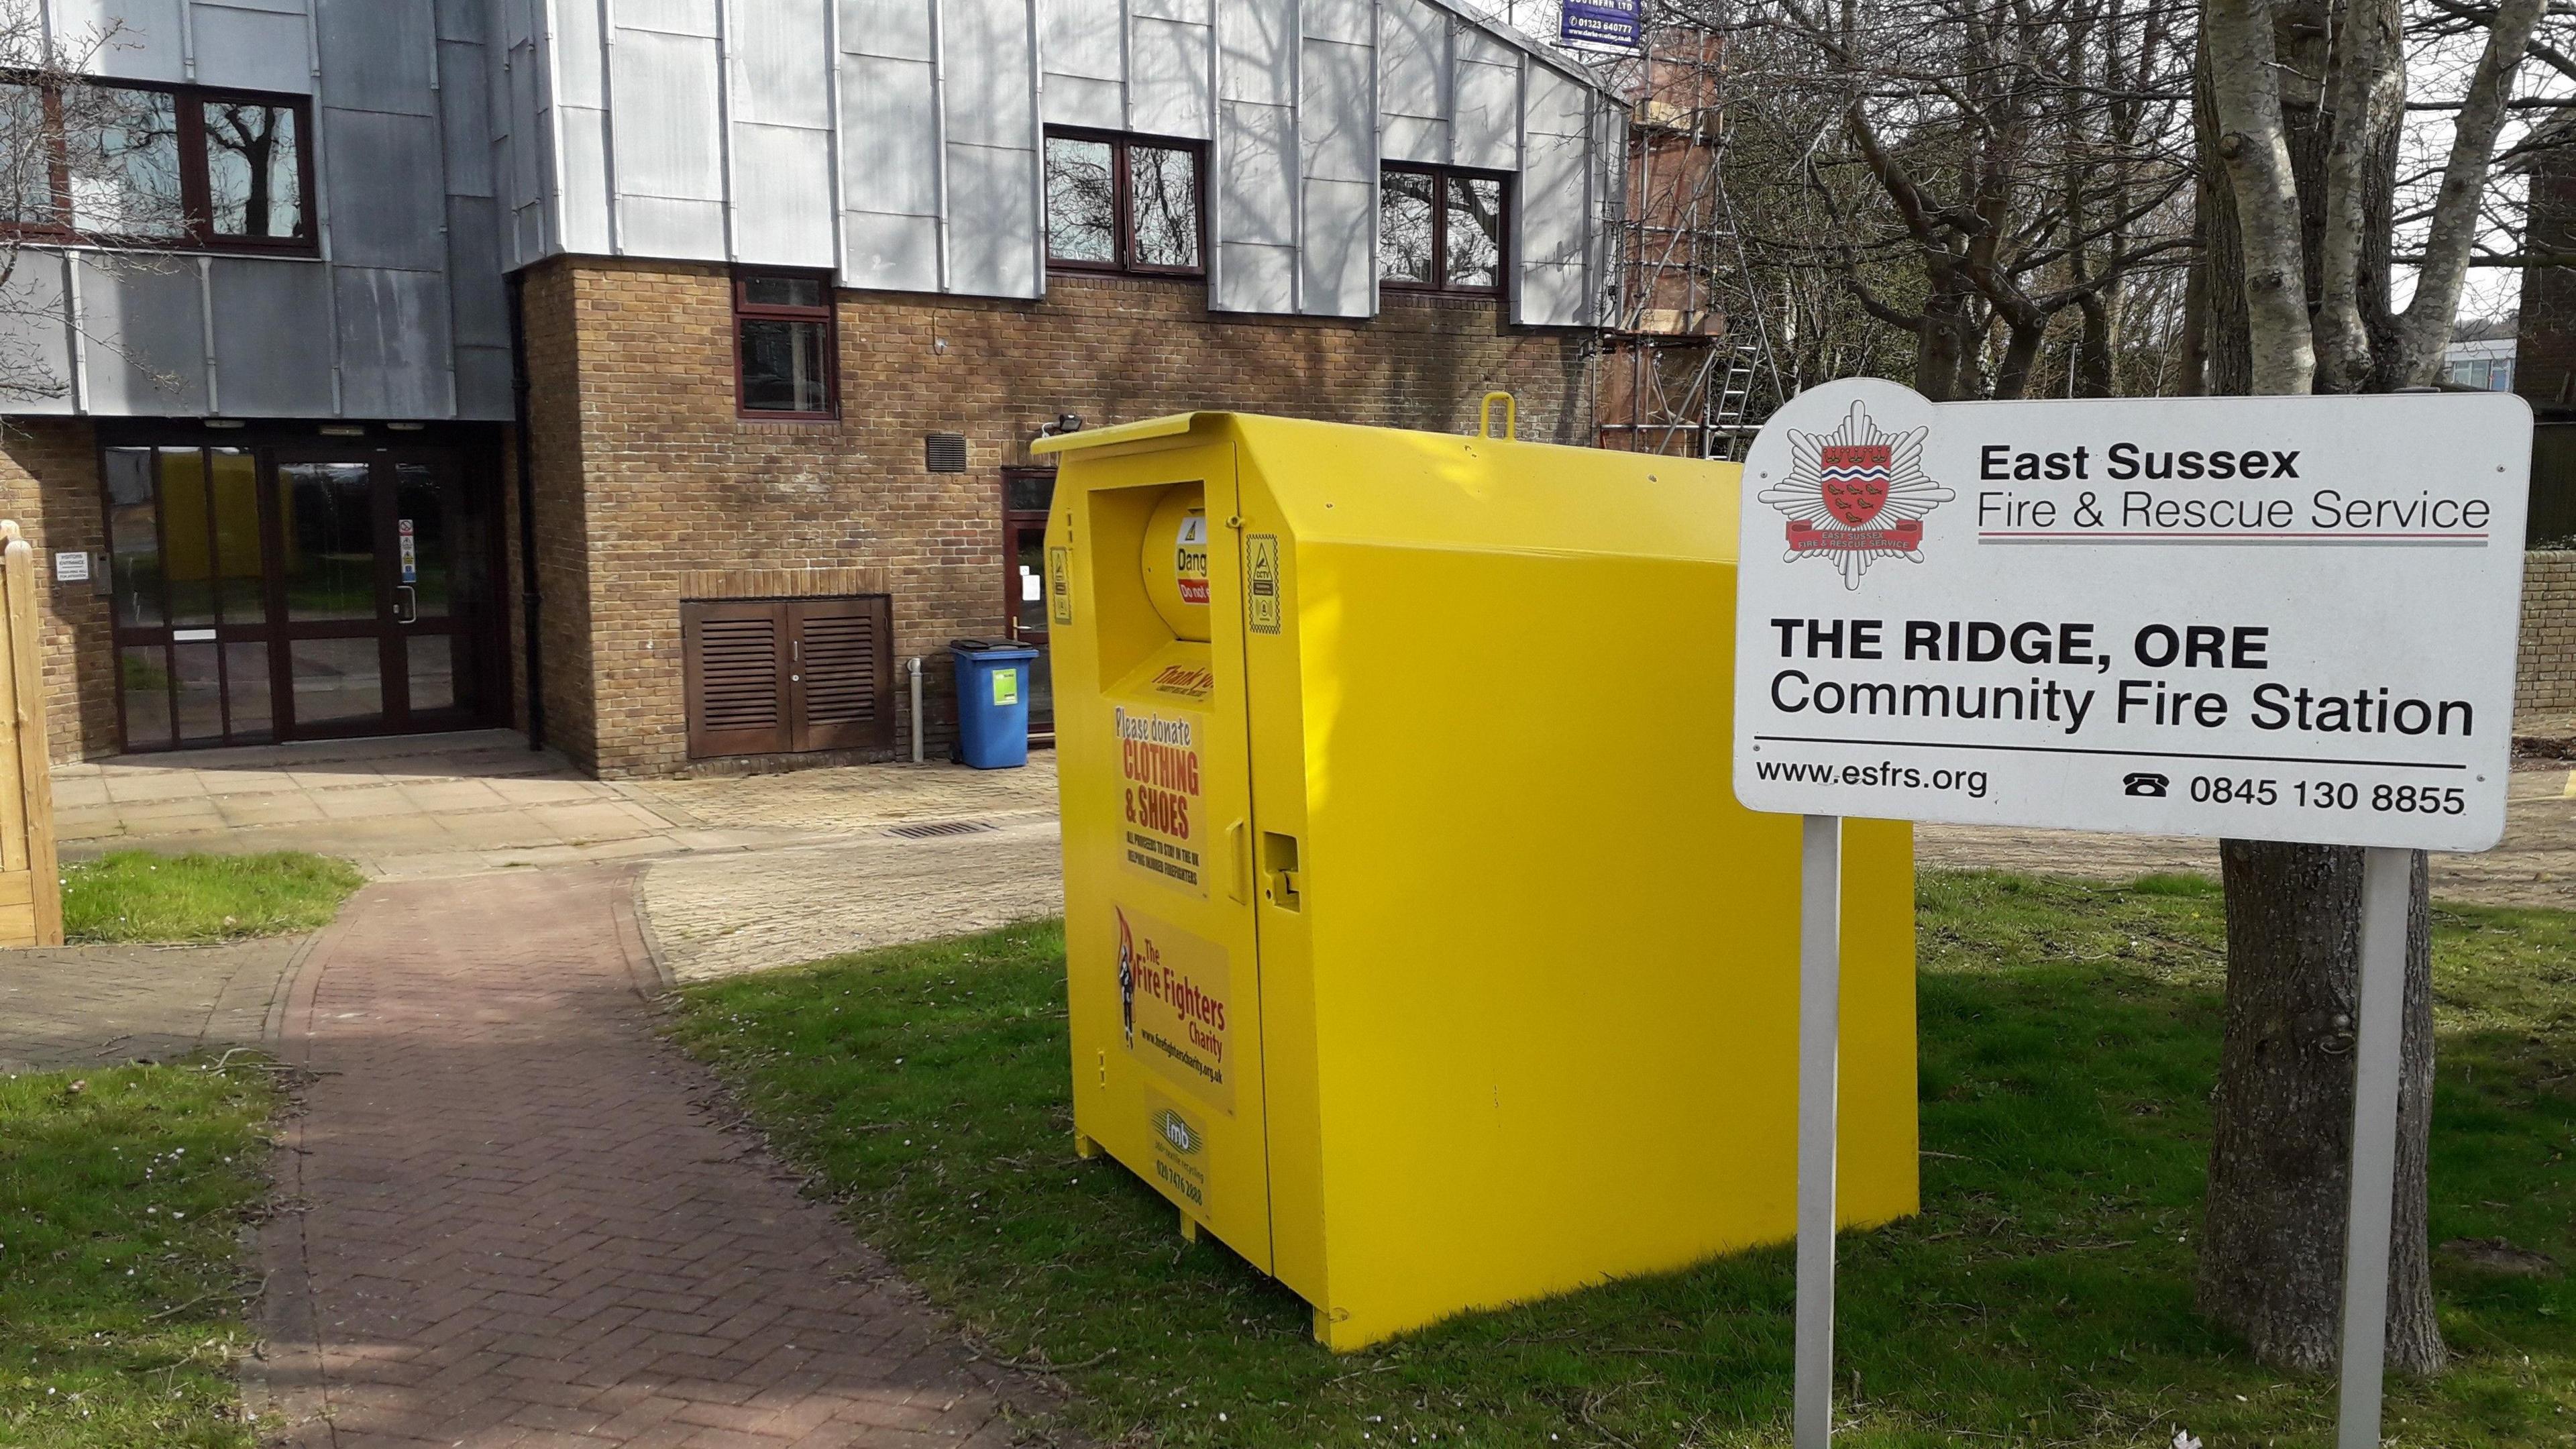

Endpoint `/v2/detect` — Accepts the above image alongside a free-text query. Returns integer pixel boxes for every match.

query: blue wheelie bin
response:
[951,639,1039,769]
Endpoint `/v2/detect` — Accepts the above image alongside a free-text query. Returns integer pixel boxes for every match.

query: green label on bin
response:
[991,668,1020,706]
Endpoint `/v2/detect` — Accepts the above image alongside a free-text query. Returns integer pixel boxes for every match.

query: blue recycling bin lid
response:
[950,637,1040,660]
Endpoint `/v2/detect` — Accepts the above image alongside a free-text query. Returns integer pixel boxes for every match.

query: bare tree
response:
[2192,0,2553,1375]
[1655,0,2198,401]
[0,2,211,406]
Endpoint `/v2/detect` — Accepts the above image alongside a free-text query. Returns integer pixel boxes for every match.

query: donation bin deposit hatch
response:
[1034,411,1919,1352]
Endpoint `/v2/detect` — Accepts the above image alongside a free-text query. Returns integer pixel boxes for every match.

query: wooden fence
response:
[0,522,62,946]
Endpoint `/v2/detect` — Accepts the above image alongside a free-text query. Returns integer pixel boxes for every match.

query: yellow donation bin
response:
[1035,411,1916,1351]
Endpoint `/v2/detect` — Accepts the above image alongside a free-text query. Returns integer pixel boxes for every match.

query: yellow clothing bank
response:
[1035,411,1918,1350]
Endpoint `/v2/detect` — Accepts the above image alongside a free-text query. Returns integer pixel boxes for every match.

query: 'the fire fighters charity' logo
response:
[1757,400,1953,588]
[1116,908,1137,1046]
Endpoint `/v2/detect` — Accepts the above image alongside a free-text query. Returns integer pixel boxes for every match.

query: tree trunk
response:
[2192,0,2447,1376]
[2202,843,2445,1374]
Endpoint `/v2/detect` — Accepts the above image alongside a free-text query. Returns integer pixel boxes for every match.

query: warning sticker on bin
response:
[1116,907,1234,1112]
[1175,513,1210,606]
[1246,535,1281,634]
[1116,706,1205,897]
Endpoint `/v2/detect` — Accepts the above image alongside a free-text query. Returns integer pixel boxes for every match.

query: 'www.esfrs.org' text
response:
[1753,757,1990,799]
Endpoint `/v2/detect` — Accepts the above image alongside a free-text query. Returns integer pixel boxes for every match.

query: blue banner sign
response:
[1558,0,1642,49]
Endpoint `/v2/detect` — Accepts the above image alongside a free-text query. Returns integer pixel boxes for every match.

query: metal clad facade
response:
[3,0,1611,423]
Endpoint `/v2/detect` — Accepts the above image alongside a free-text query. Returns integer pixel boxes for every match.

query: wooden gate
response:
[0,523,61,946]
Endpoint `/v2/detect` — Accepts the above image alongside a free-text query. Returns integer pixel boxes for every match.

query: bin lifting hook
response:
[1479,391,1516,441]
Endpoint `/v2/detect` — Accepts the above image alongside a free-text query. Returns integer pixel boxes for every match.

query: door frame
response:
[97,422,511,752]
[1002,465,1055,736]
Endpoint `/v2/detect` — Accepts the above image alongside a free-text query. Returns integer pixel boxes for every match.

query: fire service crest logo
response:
[1757,399,1953,588]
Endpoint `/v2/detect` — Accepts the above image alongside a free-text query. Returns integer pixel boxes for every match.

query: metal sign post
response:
[1794,814,1839,1449]
[2337,847,2411,1449]
[1733,379,2532,1448]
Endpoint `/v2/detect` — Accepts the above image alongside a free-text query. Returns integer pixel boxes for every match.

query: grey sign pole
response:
[2337,847,2412,1448]
[1794,814,1841,1449]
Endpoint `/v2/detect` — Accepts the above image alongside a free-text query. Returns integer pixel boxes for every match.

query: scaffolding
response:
[1595,28,1780,461]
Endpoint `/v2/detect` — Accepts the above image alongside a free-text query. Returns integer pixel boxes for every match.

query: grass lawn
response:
[672,873,2576,1448]
[0,1061,276,1448]
[63,851,365,944]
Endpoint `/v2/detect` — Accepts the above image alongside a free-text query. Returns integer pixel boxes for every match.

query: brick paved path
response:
[252,867,1068,1448]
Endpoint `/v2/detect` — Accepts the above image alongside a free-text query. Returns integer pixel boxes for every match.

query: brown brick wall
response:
[2524,550,2576,714]
[517,257,1592,778]
[0,421,119,763]
[514,262,604,769]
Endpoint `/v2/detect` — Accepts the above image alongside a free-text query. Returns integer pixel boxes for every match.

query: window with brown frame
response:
[1044,128,1204,276]
[1379,165,1507,294]
[733,268,837,419]
[0,76,313,252]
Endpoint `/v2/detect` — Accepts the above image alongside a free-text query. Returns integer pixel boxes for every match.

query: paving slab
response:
[0,935,307,1070]
[638,820,1065,984]
[250,867,1073,1448]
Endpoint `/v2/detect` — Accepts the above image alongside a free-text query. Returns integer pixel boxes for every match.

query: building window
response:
[0,78,311,251]
[1044,129,1203,275]
[1380,166,1507,293]
[734,269,837,419]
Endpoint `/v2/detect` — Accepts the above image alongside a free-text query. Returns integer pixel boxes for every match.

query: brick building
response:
[0,0,1617,775]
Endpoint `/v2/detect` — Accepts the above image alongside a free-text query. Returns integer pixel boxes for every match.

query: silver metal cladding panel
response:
[943,0,1041,299]
[1297,175,1371,316]
[1045,76,1123,130]
[837,30,939,289]
[454,343,511,415]
[54,0,188,84]
[74,256,209,413]
[333,265,453,416]
[553,0,608,107]
[1130,16,1212,139]
[945,145,1038,297]
[437,0,489,42]
[619,193,727,256]
[206,257,335,415]
[1212,99,1293,313]
[191,1,317,94]
[1298,38,1370,182]
[445,194,511,347]
[440,38,496,197]
[841,0,932,62]
[1451,44,1515,170]
[1042,0,1121,84]
[943,0,1036,152]
[321,108,451,270]
[0,257,76,415]
[624,0,721,32]
[841,207,938,290]
[733,123,835,265]
[1216,0,1292,105]
[1513,66,1592,327]
[317,0,436,111]
[1378,0,1446,163]
[612,29,725,202]
[734,0,831,127]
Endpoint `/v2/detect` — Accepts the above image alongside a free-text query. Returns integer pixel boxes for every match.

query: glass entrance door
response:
[106,441,497,751]
[273,451,492,739]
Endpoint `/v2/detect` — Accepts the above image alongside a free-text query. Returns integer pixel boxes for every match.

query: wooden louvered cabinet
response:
[682,596,896,759]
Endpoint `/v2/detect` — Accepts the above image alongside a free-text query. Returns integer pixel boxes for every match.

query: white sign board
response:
[1731,380,2530,851]
[51,549,89,584]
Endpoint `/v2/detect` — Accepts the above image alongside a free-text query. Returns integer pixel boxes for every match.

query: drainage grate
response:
[886,818,1000,841]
